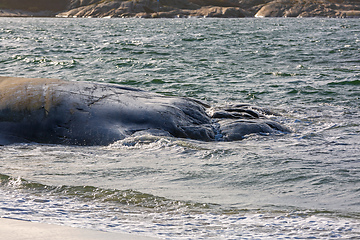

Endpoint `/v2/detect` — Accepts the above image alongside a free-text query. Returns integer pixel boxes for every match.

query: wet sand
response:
[0,218,159,240]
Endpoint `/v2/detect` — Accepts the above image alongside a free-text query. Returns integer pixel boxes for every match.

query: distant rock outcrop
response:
[255,0,360,18]
[57,0,249,18]
[0,0,359,18]
[55,0,249,18]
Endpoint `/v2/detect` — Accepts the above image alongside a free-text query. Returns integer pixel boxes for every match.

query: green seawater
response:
[0,18,359,239]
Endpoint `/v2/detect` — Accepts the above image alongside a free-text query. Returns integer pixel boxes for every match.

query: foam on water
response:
[1,177,359,239]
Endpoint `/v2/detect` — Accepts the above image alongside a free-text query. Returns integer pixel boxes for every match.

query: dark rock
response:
[0,0,68,12]
[67,0,102,10]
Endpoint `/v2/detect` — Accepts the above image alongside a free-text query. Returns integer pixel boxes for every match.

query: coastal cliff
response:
[0,0,359,18]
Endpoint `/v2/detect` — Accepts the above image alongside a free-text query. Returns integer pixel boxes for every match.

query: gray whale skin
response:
[0,76,290,145]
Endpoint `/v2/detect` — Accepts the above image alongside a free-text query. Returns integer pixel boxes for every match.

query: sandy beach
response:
[0,218,159,240]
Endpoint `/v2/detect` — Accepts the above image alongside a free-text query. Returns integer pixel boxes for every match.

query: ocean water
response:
[0,17,359,239]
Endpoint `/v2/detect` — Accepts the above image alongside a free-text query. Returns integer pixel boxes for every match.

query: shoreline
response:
[0,218,160,240]
[1,0,360,18]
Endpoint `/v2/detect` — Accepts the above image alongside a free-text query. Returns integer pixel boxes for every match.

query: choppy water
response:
[0,17,359,239]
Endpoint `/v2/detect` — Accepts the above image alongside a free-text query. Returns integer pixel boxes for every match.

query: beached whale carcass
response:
[0,76,290,145]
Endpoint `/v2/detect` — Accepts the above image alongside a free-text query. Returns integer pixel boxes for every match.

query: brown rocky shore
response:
[0,0,359,18]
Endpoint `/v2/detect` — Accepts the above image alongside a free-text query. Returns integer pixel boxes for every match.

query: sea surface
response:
[0,17,359,239]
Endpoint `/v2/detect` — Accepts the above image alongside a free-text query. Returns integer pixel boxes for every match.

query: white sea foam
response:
[1,188,359,239]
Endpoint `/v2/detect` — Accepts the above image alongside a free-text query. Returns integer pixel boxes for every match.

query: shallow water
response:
[0,17,359,239]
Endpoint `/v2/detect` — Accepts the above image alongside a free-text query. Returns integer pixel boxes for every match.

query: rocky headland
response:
[0,0,359,18]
